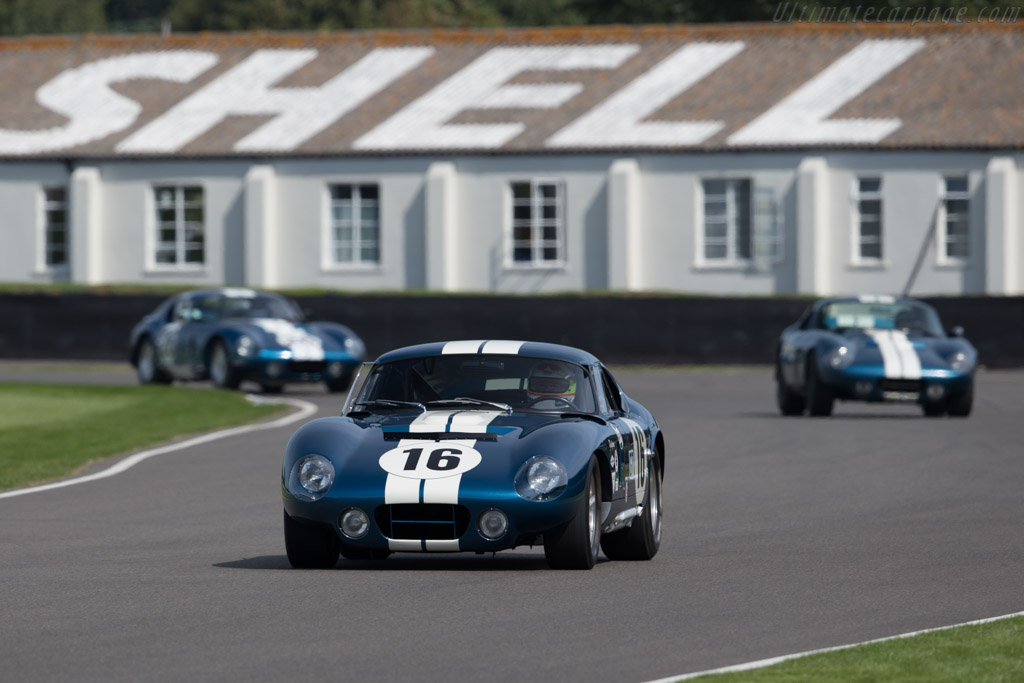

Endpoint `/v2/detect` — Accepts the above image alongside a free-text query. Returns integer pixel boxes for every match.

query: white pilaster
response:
[985,157,1020,295]
[244,165,278,288]
[69,166,102,285]
[608,159,641,291]
[425,161,458,291]
[796,157,831,295]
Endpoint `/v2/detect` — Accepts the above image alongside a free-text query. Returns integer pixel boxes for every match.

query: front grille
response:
[375,504,470,540]
[288,360,325,374]
[881,379,922,393]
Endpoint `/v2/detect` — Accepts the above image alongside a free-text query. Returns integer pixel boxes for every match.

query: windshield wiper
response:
[354,399,426,412]
[427,397,512,414]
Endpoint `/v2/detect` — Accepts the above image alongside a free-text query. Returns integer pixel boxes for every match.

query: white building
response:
[0,23,1021,295]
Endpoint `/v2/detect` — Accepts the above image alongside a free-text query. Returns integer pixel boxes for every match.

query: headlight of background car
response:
[514,456,567,501]
[947,351,975,373]
[236,335,257,358]
[344,336,365,357]
[827,345,855,369]
[286,454,335,501]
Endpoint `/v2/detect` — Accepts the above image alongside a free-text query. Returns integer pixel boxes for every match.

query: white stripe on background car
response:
[857,294,896,304]
[867,329,922,379]
[379,409,502,552]
[252,318,325,361]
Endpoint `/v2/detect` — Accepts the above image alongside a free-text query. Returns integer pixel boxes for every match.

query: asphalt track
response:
[1,364,1023,682]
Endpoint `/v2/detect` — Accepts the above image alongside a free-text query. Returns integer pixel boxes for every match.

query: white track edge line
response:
[0,395,318,500]
[642,610,1024,683]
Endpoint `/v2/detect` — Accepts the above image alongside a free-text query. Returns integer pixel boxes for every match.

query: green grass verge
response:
[686,616,1024,682]
[0,383,287,491]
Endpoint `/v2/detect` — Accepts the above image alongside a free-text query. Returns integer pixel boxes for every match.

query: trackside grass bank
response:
[683,615,1024,682]
[0,384,286,491]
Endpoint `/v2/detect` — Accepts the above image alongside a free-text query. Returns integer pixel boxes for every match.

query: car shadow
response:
[214,553,558,571]
[738,411,931,420]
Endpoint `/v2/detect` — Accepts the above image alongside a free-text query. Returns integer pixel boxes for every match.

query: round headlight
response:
[289,454,334,501]
[947,352,974,373]
[339,508,369,539]
[236,335,256,357]
[344,337,365,356]
[827,345,855,369]
[515,456,567,501]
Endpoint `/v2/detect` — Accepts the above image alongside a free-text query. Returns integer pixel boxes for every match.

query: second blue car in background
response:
[129,288,364,393]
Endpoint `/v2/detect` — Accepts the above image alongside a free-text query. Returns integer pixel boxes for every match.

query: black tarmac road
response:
[1,365,1022,682]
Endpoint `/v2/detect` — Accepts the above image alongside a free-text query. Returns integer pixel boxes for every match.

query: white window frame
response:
[505,179,566,269]
[851,177,884,266]
[151,185,205,270]
[324,183,381,269]
[937,175,971,265]
[39,186,69,271]
[698,178,751,267]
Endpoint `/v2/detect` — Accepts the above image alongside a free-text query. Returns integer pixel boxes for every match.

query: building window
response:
[509,180,564,266]
[43,187,68,268]
[702,179,751,263]
[941,176,970,261]
[329,184,379,265]
[855,178,883,262]
[154,186,204,266]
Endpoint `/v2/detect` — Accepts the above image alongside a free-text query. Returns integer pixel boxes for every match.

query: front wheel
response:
[284,510,339,569]
[325,369,354,394]
[209,340,242,390]
[136,338,172,385]
[544,458,601,570]
[601,456,662,561]
[805,357,834,417]
[947,383,974,417]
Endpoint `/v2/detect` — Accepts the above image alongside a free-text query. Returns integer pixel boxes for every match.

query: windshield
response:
[819,301,945,337]
[218,294,301,321]
[354,355,597,413]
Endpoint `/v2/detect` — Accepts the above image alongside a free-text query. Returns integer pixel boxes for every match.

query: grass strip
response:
[0,383,287,491]
[685,615,1024,682]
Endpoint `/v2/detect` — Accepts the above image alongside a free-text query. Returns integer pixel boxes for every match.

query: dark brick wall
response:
[0,293,1021,368]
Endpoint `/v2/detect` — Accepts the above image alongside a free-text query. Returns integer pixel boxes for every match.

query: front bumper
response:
[237,350,358,384]
[819,364,973,404]
[283,486,582,554]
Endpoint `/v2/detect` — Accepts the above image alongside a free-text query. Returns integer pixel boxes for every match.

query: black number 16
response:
[402,447,462,471]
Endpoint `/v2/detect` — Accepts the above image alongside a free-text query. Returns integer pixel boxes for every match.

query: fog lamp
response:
[926,384,946,401]
[327,361,344,378]
[340,508,369,539]
[266,361,284,378]
[478,509,508,540]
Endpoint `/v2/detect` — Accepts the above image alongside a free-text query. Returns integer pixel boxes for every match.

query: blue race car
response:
[775,295,977,418]
[281,340,664,569]
[129,288,365,393]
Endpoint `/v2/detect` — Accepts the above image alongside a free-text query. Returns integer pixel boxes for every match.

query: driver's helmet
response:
[527,361,577,401]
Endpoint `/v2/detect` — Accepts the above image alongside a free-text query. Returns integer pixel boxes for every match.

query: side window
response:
[600,368,623,414]
[173,298,193,322]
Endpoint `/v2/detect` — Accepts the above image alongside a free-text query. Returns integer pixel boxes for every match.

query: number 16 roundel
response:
[379,442,483,479]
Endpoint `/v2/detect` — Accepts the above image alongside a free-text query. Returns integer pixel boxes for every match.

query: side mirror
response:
[948,325,964,338]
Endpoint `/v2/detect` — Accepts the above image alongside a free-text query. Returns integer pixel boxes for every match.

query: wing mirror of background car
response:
[948,325,965,338]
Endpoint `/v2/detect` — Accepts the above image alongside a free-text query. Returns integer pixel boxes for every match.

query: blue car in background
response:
[281,340,664,569]
[776,295,977,417]
[129,288,365,393]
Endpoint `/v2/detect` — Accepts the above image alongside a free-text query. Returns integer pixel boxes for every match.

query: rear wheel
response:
[135,338,171,385]
[947,383,974,417]
[544,458,601,570]
[805,357,834,417]
[601,456,662,561]
[209,340,242,390]
[284,510,339,569]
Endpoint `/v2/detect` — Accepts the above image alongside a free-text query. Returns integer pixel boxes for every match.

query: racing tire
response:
[776,373,805,416]
[600,456,662,561]
[208,340,242,390]
[284,510,340,569]
[922,402,946,417]
[135,338,172,385]
[544,457,601,570]
[260,384,284,394]
[805,357,834,417]
[947,383,973,418]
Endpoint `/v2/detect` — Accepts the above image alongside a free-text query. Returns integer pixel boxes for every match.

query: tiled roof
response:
[0,22,1021,158]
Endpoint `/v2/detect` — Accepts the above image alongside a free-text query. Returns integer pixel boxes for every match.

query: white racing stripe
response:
[442,340,487,354]
[384,409,502,552]
[481,340,524,354]
[0,395,318,501]
[642,610,1024,683]
[867,330,921,379]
